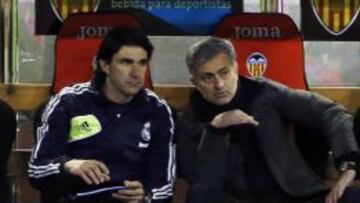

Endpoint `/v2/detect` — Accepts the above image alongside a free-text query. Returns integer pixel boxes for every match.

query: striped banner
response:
[312,0,360,35]
[260,0,283,13]
[50,0,100,22]
[301,0,360,40]
[36,0,243,35]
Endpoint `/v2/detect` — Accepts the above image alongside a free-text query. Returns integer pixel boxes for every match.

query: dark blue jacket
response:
[28,80,175,202]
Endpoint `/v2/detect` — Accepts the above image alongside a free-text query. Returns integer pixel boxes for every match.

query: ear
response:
[99,60,110,74]
[190,75,200,90]
[190,75,195,85]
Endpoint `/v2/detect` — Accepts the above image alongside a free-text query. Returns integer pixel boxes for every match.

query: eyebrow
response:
[118,58,150,64]
[118,57,149,62]
[198,66,229,75]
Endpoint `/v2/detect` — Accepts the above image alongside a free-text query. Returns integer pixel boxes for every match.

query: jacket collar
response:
[90,72,147,107]
[191,76,261,121]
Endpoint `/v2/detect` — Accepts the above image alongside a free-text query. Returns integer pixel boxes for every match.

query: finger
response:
[248,118,259,126]
[79,171,93,185]
[336,185,347,200]
[95,161,110,175]
[117,188,145,196]
[124,180,143,189]
[328,189,339,203]
[85,168,101,185]
[101,173,111,182]
[233,109,247,115]
[326,194,335,203]
[325,194,330,203]
[112,193,133,200]
[242,116,259,126]
[334,188,341,203]
[112,188,144,200]
[112,193,143,201]
[91,165,110,183]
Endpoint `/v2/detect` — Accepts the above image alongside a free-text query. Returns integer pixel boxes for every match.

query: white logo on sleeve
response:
[139,122,151,148]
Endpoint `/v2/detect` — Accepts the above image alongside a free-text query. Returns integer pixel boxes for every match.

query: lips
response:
[126,81,142,87]
[215,92,228,98]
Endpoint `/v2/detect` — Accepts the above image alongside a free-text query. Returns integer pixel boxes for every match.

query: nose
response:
[214,75,224,89]
[130,63,146,79]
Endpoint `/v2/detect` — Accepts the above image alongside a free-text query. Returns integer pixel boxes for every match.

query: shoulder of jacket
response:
[50,82,93,105]
[56,82,92,97]
[144,88,170,108]
[239,76,287,97]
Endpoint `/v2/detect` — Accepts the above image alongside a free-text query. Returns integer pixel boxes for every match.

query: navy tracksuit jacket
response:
[28,81,175,202]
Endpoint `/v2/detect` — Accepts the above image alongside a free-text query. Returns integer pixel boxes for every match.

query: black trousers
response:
[186,186,360,203]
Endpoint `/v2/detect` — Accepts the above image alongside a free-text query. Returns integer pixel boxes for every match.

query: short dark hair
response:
[95,26,153,73]
[92,27,153,85]
[186,37,236,75]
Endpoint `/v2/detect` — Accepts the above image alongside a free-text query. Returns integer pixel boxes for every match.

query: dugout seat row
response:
[34,12,341,202]
[52,12,306,92]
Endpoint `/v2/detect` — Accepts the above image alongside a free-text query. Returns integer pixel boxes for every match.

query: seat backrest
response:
[214,13,307,90]
[215,14,332,177]
[53,13,153,93]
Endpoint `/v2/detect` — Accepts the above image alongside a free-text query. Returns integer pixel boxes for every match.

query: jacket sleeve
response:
[176,110,237,202]
[28,93,76,192]
[273,83,359,165]
[145,99,176,202]
[175,111,199,183]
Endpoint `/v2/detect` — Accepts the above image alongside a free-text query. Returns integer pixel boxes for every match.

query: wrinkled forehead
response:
[195,53,235,75]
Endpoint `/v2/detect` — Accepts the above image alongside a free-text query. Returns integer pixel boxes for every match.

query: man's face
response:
[192,53,238,105]
[101,46,149,102]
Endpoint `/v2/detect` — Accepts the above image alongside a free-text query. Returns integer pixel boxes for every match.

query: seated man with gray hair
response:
[177,37,360,203]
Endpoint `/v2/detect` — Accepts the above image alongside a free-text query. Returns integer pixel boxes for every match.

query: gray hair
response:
[186,37,236,75]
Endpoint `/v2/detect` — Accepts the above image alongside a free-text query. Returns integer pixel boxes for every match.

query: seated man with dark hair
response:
[28,27,175,203]
[177,37,360,203]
